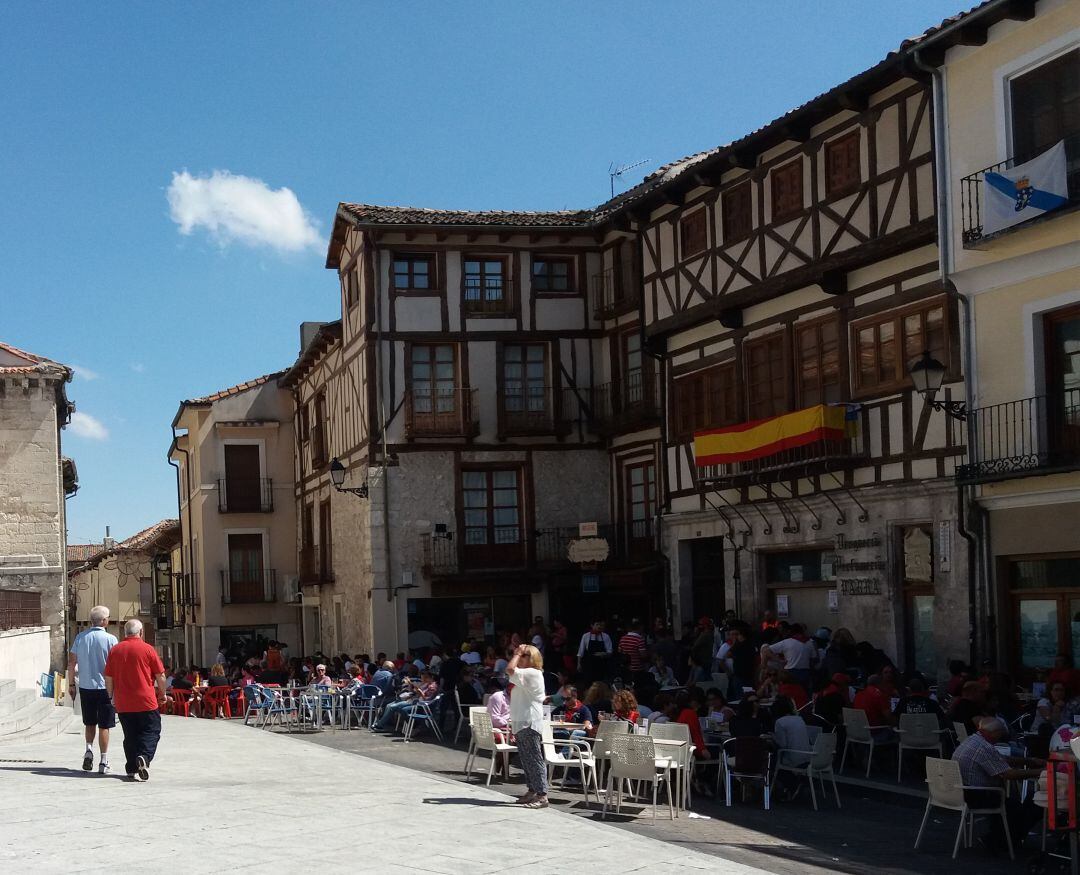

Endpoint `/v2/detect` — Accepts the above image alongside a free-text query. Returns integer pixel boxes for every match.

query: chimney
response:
[300,322,326,354]
[103,525,115,550]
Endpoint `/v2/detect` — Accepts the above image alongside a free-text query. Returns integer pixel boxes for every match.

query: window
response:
[311,392,328,467]
[223,444,262,512]
[139,578,154,614]
[721,181,753,243]
[620,330,655,409]
[408,344,466,434]
[626,462,656,543]
[299,403,310,443]
[319,500,333,581]
[462,469,524,568]
[745,332,789,420]
[227,533,265,603]
[796,317,842,407]
[532,257,573,293]
[680,209,708,259]
[502,344,549,429]
[392,254,434,291]
[674,363,738,436]
[464,258,509,314]
[343,268,359,308]
[770,157,804,222]
[825,130,861,196]
[0,590,41,630]
[1010,49,1080,193]
[853,298,948,395]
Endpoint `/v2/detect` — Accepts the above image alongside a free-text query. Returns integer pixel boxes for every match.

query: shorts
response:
[79,688,116,729]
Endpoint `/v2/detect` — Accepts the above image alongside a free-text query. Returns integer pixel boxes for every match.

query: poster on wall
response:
[827,589,839,614]
[776,594,790,618]
[789,566,804,583]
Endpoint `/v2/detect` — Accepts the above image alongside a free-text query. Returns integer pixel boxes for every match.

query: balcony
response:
[421,523,653,578]
[181,573,200,607]
[404,388,480,439]
[499,387,568,436]
[591,268,640,320]
[217,477,273,513]
[960,136,1080,247]
[957,391,1080,485]
[577,371,660,435]
[220,569,277,605]
[299,547,333,585]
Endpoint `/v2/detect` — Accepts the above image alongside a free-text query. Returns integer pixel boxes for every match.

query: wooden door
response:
[1045,304,1080,460]
[462,469,524,568]
[227,533,264,602]
[224,444,261,512]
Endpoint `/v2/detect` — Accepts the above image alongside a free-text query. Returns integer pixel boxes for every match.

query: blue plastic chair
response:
[403,694,444,743]
[345,684,383,730]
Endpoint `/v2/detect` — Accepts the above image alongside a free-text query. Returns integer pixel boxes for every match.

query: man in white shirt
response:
[762,623,814,691]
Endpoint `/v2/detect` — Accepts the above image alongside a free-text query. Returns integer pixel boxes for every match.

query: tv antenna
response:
[609,158,652,197]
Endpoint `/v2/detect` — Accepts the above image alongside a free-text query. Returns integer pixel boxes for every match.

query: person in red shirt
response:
[104,619,166,782]
[852,674,897,741]
[611,689,640,725]
[777,671,809,710]
[1048,654,1080,697]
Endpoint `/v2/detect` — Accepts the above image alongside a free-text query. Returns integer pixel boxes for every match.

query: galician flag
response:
[982,140,1069,236]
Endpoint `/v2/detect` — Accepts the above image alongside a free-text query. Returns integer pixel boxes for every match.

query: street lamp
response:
[329,457,368,498]
[909,350,966,420]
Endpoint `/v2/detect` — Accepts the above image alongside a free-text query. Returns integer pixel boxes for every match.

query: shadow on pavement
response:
[421,797,516,807]
[0,765,127,780]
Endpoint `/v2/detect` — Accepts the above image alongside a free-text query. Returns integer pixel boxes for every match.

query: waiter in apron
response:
[577,620,613,684]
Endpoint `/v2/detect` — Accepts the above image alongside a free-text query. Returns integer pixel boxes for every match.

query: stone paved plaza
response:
[0,716,760,875]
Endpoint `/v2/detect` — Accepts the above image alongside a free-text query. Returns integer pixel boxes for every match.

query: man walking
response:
[67,605,118,774]
[104,619,166,782]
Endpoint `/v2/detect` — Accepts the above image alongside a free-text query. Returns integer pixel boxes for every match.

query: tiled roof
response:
[0,341,71,378]
[182,370,286,406]
[339,203,594,229]
[899,0,994,50]
[279,321,342,389]
[75,520,180,573]
[67,544,103,564]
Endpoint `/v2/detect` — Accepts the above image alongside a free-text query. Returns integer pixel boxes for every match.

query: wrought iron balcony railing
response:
[591,268,640,319]
[499,387,567,435]
[960,135,1080,246]
[957,390,1080,484]
[572,371,660,434]
[220,569,277,605]
[181,573,201,607]
[404,387,480,439]
[217,477,274,513]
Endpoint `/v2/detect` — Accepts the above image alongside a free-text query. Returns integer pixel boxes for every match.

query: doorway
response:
[690,538,725,622]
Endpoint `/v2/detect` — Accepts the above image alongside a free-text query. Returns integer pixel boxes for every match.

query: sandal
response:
[515,792,537,805]
[523,796,549,809]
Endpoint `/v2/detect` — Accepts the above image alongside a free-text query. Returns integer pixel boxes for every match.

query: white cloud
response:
[68,411,109,441]
[130,362,145,374]
[72,365,100,381]
[166,169,321,253]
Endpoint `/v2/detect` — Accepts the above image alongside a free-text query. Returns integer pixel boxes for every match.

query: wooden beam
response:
[717,307,743,329]
[727,152,755,170]
[434,231,449,242]
[780,119,813,143]
[820,269,847,296]
[465,231,480,243]
[1004,0,1036,20]
[692,165,726,187]
[403,230,416,242]
[955,24,988,46]
[836,91,869,113]
[497,232,513,243]
[610,213,631,232]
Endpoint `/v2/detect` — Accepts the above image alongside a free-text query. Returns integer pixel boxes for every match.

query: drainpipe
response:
[912,49,981,668]
[168,426,191,659]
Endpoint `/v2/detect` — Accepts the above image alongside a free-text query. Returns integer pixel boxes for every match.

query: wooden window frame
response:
[310,392,328,469]
[531,255,576,295]
[770,157,804,223]
[850,296,952,399]
[679,208,709,260]
[624,460,657,547]
[672,362,738,438]
[825,130,861,198]
[318,499,333,582]
[744,330,791,421]
[391,253,437,293]
[459,465,528,569]
[721,181,753,244]
[795,315,844,408]
[462,256,512,316]
[499,342,552,434]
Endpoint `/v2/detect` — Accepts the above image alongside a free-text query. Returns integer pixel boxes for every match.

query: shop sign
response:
[568,537,610,565]
[839,578,882,595]
[578,521,598,537]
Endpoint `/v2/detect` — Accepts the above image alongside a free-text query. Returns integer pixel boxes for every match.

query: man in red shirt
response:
[105,619,166,782]
[618,619,649,687]
[853,674,897,741]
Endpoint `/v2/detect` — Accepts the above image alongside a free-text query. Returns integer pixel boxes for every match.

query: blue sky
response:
[1,1,965,545]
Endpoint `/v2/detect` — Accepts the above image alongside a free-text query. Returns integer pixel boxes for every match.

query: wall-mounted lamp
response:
[155,558,171,573]
[910,350,966,421]
[329,457,369,498]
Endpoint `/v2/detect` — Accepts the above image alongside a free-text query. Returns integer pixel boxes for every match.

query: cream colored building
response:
[913,0,1080,674]
[67,520,179,660]
[169,373,300,666]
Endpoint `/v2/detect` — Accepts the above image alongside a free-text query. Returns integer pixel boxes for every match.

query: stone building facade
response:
[0,341,76,669]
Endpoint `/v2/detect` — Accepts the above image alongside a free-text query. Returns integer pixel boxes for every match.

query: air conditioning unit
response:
[283,575,301,604]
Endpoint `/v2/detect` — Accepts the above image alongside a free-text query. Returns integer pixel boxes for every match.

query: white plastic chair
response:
[590,719,631,787]
[601,734,674,821]
[914,757,1014,860]
[542,723,600,806]
[648,721,694,811]
[840,707,897,777]
[465,710,516,786]
[896,713,947,782]
[452,688,473,745]
[772,731,840,810]
[953,721,969,744]
[463,706,487,767]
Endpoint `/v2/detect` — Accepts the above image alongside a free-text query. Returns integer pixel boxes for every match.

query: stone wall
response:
[0,376,67,668]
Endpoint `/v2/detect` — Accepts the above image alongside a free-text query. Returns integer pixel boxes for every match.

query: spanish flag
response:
[694,404,852,467]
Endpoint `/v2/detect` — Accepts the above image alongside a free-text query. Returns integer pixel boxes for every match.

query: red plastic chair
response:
[201,687,231,719]
[168,689,197,717]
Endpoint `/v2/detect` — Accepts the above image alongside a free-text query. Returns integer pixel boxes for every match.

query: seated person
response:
[611,689,640,725]
[171,669,194,691]
[953,717,1044,853]
[583,681,614,724]
[309,664,336,688]
[374,670,438,732]
[370,661,396,695]
[947,681,987,736]
[853,674,896,737]
[771,695,812,800]
[207,664,231,687]
[1034,681,1070,732]
[776,671,809,711]
[649,654,677,688]
[705,688,735,724]
[456,669,483,707]
[893,677,946,726]
[756,668,780,701]
[813,673,851,729]
[486,679,511,741]
[648,692,674,725]
[729,696,765,738]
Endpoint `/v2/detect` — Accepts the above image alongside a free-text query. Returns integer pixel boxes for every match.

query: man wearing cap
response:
[68,605,118,774]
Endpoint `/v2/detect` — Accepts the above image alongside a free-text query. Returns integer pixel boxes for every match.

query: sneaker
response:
[136,755,149,782]
[98,761,110,775]
[129,771,144,782]
[82,750,94,772]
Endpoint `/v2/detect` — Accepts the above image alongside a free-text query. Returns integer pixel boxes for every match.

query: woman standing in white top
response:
[506,643,548,809]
